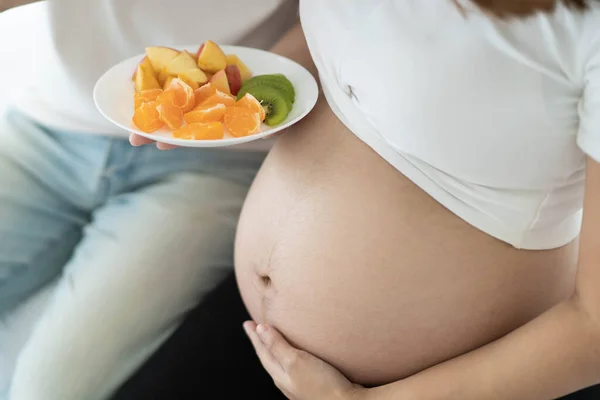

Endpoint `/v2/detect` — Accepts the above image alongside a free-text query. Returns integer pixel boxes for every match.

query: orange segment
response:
[156,89,178,107]
[132,101,163,133]
[224,107,262,137]
[193,83,217,107]
[236,93,266,122]
[184,103,227,124]
[173,122,225,140]
[200,90,235,108]
[165,78,196,112]
[157,102,183,129]
[134,89,163,109]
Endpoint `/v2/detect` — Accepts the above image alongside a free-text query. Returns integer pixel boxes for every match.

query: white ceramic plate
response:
[94,45,319,147]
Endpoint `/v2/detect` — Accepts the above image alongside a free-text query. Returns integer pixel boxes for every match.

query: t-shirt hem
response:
[322,78,581,251]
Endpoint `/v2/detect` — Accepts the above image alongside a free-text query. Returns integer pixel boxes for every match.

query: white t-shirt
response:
[300,0,600,250]
[10,0,298,139]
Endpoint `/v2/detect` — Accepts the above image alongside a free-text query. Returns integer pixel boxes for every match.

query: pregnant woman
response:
[237,0,600,398]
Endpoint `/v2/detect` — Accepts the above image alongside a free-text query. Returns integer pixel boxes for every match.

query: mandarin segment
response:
[200,91,236,108]
[156,89,178,108]
[173,122,225,140]
[157,102,184,129]
[166,78,196,112]
[184,103,227,124]
[132,101,163,133]
[224,107,262,137]
[193,83,218,107]
[134,89,163,109]
[236,93,266,122]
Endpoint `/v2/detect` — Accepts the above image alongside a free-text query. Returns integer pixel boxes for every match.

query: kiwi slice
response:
[243,86,290,126]
[237,74,295,109]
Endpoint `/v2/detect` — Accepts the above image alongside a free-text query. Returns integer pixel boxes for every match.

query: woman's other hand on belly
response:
[243,321,367,400]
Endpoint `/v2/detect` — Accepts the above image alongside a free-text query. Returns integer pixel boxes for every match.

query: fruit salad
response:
[131,41,296,140]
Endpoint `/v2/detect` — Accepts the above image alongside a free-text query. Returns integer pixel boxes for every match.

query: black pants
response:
[112,274,600,400]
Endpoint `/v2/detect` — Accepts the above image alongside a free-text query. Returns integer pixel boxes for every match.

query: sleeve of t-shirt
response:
[577,40,600,163]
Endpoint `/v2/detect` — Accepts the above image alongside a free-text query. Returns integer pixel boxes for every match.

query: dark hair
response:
[456,0,589,17]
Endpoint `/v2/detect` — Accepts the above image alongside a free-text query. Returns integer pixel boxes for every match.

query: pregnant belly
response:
[234,97,577,385]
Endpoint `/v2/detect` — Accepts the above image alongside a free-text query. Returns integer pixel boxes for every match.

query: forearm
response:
[0,0,37,12]
[268,20,318,78]
[364,297,600,400]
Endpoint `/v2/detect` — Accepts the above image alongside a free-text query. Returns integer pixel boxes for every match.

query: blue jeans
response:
[0,110,265,399]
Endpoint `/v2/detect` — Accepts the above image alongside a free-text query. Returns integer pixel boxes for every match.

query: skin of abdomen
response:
[234,97,578,385]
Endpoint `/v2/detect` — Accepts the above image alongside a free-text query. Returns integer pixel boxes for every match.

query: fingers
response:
[129,134,154,146]
[129,134,178,150]
[156,142,178,150]
[243,321,287,382]
[255,324,302,373]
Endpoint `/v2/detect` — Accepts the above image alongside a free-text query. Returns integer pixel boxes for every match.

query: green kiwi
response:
[237,74,295,109]
[243,85,290,126]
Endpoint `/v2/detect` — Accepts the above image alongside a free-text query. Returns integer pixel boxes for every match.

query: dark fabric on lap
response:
[112,273,600,399]
[559,385,600,399]
[111,274,285,400]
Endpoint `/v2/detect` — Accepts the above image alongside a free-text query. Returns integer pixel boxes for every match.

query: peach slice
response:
[134,63,161,92]
[132,56,154,81]
[162,76,174,90]
[166,51,204,76]
[179,68,208,88]
[225,54,252,81]
[225,65,242,96]
[196,40,227,73]
[177,74,199,90]
[157,67,172,86]
[145,47,179,73]
[209,70,230,95]
[195,43,205,61]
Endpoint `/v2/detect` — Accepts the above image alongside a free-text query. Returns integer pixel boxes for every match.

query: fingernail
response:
[257,324,268,338]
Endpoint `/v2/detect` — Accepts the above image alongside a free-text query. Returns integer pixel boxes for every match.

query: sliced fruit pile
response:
[133,80,265,139]
[131,40,296,140]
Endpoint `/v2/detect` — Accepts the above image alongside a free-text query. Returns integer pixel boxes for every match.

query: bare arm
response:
[363,158,600,400]
[268,21,318,79]
[0,0,39,12]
